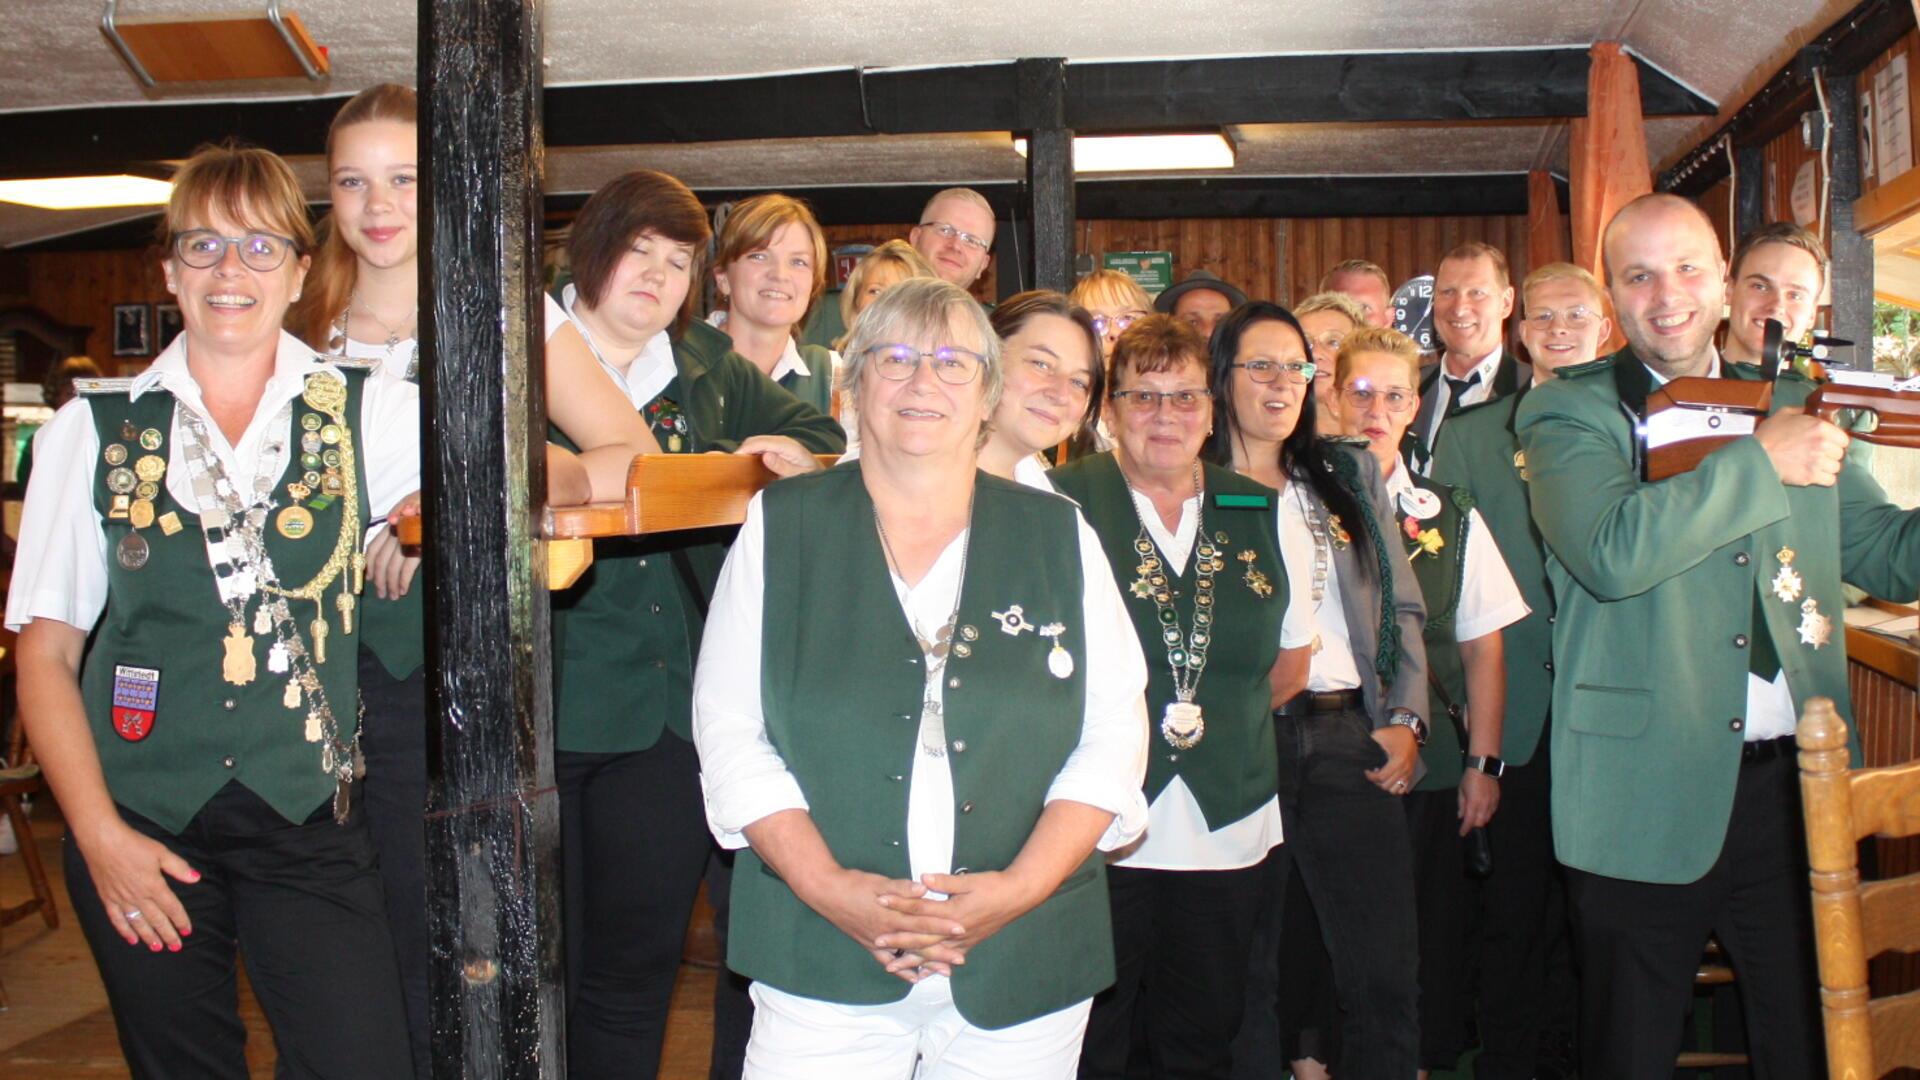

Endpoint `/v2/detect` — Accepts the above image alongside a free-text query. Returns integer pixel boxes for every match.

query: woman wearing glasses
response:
[1069,270,1154,365]
[1204,304,1432,1079]
[11,143,418,1077]
[693,278,1149,1078]
[1292,292,1368,437]
[547,169,845,1078]
[1052,315,1312,1079]
[1335,326,1528,1076]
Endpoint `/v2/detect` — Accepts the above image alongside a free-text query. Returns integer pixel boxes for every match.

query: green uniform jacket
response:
[731,464,1110,1030]
[1430,387,1554,765]
[550,319,846,754]
[1517,348,1920,884]
[1050,453,1289,829]
[81,372,372,833]
[778,343,836,418]
[1396,473,1473,790]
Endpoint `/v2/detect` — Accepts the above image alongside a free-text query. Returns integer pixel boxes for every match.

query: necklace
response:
[1122,462,1216,749]
[874,490,977,758]
[1292,482,1332,655]
[339,293,420,381]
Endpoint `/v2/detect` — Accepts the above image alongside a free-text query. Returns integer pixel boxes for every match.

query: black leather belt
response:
[1741,734,1797,765]
[1274,689,1363,718]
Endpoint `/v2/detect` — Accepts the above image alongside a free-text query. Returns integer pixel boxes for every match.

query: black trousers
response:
[1567,749,1823,1080]
[556,734,713,1080]
[1079,859,1270,1080]
[1471,728,1559,1080]
[704,848,752,1080]
[1404,787,1471,1071]
[1236,706,1420,1080]
[64,781,412,1080]
[357,647,432,1080]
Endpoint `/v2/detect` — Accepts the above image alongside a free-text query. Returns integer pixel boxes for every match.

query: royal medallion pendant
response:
[1161,701,1205,749]
[222,622,257,686]
[1772,547,1804,603]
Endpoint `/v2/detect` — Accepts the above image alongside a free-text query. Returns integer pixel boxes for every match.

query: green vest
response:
[80,373,372,833]
[729,464,1111,1030]
[779,343,835,417]
[1395,474,1472,790]
[355,358,424,681]
[1049,453,1288,828]
[548,319,847,754]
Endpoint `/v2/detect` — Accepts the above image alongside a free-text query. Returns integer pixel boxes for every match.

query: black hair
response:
[1204,301,1373,581]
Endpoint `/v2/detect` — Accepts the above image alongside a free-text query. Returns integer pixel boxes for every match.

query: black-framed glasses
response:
[1523,306,1597,330]
[1111,388,1212,414]
[865,344,985,385]
[917,220,990,252]
[1340,384,1419,414]
[1231,359,1317,385]
[1091,312,1147,337]
[171,229,297,272]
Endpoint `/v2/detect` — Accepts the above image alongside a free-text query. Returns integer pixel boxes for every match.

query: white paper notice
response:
[1875,53,1913,186]
[1790,160,1819,225]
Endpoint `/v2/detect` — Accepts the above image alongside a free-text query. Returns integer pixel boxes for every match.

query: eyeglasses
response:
[1307,331,1346,354]
[171,229,298,272]
[1111,388,1212,414]
[917,220,990,253]
[1340,384,1419,414]
[1091,312,1147,337]
[1230,359,1316,385]
[1523,306,1596,330]
[865,344,985,385]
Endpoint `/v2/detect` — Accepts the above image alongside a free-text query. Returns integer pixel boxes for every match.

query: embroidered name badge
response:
[111,664,160,742]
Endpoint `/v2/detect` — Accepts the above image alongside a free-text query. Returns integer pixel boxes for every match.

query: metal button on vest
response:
[905,656,920,666]
[649,603,662,614]
[960,801,974,814]
[1168,753,1179,762]
[896,714,913,723]
[1734,634,1749,648]
[948,677,960,689]
[1543,661,1553,673]
[889,774,905,782]
[890,839,902,847]
[1729,718,1744,732]
[652,660,666,670]
[221,756,236,769]
[1735,552,1751,566]
[1548,614,1556,625]
[223,698,237,711]
[638,559,648,567]
[950,739,967,753]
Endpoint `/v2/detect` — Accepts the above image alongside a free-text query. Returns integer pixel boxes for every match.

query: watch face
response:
[1391,274,1436,353]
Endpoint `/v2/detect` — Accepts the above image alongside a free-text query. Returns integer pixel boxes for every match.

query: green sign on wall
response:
[1102,251,1175,295]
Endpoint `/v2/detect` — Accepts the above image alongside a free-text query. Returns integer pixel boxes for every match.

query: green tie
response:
[1751,587,1781,682]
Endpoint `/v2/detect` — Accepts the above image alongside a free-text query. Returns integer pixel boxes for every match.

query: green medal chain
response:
[1124,462,1217,749]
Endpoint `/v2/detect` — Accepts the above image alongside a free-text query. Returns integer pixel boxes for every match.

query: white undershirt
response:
[7,331,421,634]
[1114,484,1313,871]
[1280,481,1365,692]
[693,491,1152,881]
[1643,355,1798,741]
[1420,346,1504,466]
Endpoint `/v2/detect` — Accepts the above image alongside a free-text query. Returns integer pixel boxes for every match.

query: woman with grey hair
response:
[692,277,1150,1077]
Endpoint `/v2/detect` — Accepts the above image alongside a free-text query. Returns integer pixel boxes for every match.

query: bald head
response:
[1601,193,1726,378]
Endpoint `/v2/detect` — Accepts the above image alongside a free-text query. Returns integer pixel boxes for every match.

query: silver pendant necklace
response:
[1123,462,1216,749]
[874,490,977,759]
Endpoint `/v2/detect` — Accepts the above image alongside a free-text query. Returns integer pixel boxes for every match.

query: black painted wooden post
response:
[1823,65,1873,363]
[419,0,564,1076]
[1018,58,1075,292]
[1735,142,1765,241]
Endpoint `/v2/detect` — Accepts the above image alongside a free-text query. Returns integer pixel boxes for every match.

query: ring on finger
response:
[124,909,143,920]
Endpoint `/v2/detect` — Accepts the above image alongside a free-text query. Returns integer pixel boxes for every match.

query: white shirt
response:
[555,285,677,408]
[1381,464,1530,643]
[1422,346,1503,457]
[1280,481,1365,693]
[1643,355,1798,741]
[7,331,421,634]
[1012,454,1055,492]
[1114,485,1315,871]
[693,491,1152,878]
[705,310,840,387]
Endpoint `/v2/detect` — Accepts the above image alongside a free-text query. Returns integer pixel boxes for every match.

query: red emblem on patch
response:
[111,664,160,742]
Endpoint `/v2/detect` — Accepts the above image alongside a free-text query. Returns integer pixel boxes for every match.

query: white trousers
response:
[743,977,1092,1080]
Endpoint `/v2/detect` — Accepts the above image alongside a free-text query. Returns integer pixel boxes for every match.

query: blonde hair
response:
[713,193,830,336]
[838,240,939,346]
[1070,268,1152,315]
[1294,291,1367,328]
[292,84,417,350]
[1319,259,1390,293]
[919,187,994,223]
[1521,262,1605,311]
[1336,325,1422,385]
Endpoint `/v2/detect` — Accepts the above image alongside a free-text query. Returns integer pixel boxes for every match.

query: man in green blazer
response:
[1516,193,1920,1078]
[1430,260,1611,1079]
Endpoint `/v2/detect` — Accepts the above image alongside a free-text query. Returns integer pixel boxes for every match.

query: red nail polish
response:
[170,943,181,952]
[149,941,161,952]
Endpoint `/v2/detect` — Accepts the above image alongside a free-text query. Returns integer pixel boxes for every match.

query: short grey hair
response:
[842,277,1003,413]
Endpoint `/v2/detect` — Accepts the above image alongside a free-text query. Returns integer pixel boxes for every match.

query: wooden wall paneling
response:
[23,249,169,375]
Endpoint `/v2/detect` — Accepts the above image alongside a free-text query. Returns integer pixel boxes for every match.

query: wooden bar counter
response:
[1843,604,1920,1007]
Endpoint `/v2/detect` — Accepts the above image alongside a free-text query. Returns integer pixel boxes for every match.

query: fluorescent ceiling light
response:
[1012,133,1235,172]
[0,175,173,210]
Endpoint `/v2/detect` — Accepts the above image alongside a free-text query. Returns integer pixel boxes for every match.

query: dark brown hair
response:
[568,169,711,334]
[991,289,1106,450]
[292,84,418,349]
[1730,221,1829,290]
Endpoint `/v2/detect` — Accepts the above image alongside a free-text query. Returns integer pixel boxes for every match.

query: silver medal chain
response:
[1293,483,1331,606]
[874,488,976,759]
[1123,462,1215,704]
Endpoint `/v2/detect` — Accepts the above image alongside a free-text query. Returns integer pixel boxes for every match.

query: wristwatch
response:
[1464,754,1506,778]
[1387,709,1428,747]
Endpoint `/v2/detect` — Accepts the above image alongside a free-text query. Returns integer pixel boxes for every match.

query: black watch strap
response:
[1464,754,1506,778]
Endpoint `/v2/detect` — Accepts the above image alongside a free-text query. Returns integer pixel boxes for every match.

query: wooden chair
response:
[1676,936,1749,1070]
[1797,696,1920,1079]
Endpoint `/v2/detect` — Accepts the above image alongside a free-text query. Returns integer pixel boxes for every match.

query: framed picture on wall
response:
[112,303,151,357]
[156,303,183,351]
